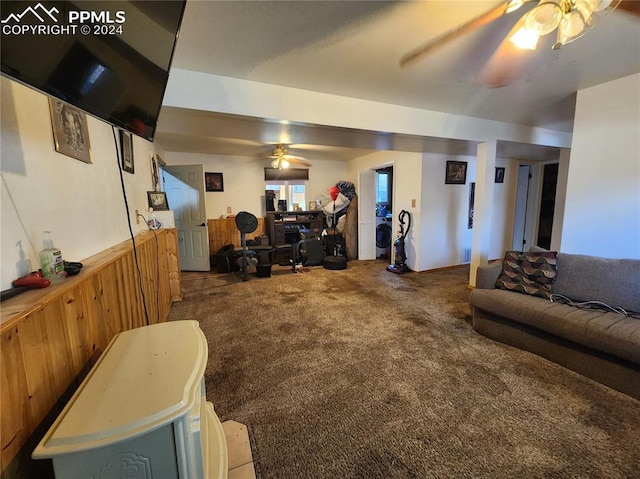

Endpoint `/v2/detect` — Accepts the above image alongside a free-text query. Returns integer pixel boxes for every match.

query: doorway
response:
[375,167,393,260]
[164,165,210,271]
[536,163,558,250]
[512,162,559,252]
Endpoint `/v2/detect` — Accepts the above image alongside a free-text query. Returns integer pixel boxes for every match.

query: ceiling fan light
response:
[509,25,541,50]
[594,0,622,13]
[574,0,599,19]
[281,158,290,169]
[554,8,596,47]
[560,9,587,37]
[524,2,564,35]
[505,0,527,14]
[271,158,280,169]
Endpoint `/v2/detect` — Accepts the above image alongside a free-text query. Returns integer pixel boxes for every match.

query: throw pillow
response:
[495,250,558,299]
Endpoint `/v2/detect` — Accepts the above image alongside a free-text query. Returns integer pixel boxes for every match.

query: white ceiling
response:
[156,0,640,162]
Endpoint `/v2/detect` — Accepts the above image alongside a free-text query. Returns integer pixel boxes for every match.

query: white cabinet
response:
[32,321,228,479]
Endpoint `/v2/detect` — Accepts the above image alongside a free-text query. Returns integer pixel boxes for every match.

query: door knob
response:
[199,223,206,227]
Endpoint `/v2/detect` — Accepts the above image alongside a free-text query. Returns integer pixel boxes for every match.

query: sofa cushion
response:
[475,261,503,289]
[554,253,640,314]
[495,250,558,299]
[470,288,640,365]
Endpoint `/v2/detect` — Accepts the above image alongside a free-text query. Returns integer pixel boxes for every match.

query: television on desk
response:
[0,0,186,141]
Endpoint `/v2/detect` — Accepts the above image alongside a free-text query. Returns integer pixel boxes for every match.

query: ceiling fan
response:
[268,144,312,169]
[400,0,640,87]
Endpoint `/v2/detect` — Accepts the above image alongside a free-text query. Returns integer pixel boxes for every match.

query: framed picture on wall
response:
[205,172,224,192]
[147,191,169,211]
[150,155,160,191]
[445,161,467,184]
[495,167,505,183]
[49,98,92,164]
[120,130,134,174]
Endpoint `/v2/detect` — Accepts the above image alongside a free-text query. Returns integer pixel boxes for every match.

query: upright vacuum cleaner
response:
[387,209,411,274]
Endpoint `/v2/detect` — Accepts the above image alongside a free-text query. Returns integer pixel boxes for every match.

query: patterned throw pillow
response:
[495,250,558,299]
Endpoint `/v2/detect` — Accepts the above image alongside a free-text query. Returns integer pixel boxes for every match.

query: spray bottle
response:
[39,231,64,281]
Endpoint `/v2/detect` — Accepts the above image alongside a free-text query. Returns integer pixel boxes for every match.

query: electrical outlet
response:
[226,206,232,214]
[135,209,140,224]
[411,199,416,208]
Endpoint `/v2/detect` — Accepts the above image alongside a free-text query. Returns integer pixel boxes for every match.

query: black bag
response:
[213,244,238,273]
[296,238,325,266]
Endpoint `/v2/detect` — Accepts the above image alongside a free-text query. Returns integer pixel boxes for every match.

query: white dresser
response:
[32,320,228,479]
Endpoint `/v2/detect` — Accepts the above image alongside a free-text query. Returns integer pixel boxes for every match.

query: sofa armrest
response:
[475,261,503,289]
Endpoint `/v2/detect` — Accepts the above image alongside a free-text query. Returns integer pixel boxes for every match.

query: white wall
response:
[561,73,640,259]
[421,154,476,270]
[164,69,572,149]
[162,152,348,218]
[489,157,518,260]
[1,78,160,290]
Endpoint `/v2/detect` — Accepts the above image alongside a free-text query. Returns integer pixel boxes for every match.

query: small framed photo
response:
[495,167,505,183]
[205,172,224,192]
[49,97,92,164]
[445,161,467,184]
[120,130,134,174]
[147,191,169,211]
[308,201,318,210]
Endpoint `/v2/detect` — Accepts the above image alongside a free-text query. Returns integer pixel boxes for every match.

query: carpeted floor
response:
[168,261,640,479]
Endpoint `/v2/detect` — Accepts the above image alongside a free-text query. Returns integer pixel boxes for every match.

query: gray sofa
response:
[469,252,640,399]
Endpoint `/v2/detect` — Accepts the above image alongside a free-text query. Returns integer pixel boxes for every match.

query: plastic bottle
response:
[39,231,64,281]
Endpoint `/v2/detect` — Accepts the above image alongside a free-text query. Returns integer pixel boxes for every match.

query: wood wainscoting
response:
[207,217,267,257]
[0,229,182,474]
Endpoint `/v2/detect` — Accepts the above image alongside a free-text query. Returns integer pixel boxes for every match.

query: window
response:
[376,172,389,204]
[266,180,307,211]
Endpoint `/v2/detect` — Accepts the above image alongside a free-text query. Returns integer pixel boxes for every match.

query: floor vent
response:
[461,248,471,264]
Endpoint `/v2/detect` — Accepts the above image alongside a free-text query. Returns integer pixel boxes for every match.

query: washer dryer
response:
[376,216,392,258]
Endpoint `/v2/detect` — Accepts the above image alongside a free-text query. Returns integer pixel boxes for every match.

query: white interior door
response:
[358,169,376,260]
[164,165,210,271]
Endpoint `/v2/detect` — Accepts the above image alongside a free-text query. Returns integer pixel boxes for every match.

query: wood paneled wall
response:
[208,217,267,257]
[0,229,182,474]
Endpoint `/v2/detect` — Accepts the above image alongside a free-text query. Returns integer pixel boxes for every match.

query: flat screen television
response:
[1,1,186,141]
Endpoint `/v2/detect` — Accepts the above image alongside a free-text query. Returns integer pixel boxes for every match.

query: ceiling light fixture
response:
[508,0,621,50]
[271,144,291,169]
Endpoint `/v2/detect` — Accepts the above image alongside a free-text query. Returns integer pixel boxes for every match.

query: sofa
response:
[469,251,640,399]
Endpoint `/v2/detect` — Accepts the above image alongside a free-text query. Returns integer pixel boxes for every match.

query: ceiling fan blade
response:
[475,19,535,88]
[285,157,312,167]
[400,2,512,67]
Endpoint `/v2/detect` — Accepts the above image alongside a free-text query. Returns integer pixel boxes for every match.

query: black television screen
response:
[1,0,186,141]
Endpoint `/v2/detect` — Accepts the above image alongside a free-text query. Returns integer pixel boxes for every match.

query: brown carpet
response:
[169,261,640,479]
